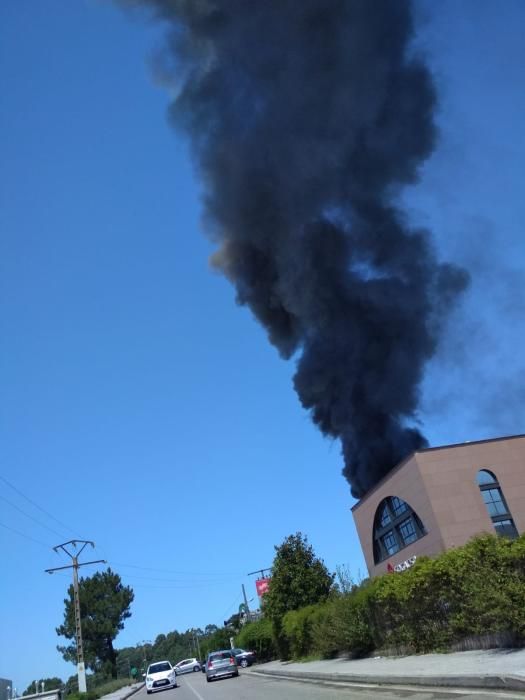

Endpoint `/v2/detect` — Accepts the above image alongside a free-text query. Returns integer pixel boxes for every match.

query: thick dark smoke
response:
[128,0,468,497]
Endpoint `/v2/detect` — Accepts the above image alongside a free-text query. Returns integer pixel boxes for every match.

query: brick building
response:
[352,434,525,578]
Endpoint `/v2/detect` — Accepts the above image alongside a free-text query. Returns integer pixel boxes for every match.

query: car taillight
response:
[229,657,235,665]
[208,661,213,669]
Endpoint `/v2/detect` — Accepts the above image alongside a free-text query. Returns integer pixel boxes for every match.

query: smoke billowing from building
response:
[130,0,469,497]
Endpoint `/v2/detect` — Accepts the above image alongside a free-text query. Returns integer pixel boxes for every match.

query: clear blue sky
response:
[1,0,524,691]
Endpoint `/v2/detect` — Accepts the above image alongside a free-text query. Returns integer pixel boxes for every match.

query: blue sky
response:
[1,0,524,691]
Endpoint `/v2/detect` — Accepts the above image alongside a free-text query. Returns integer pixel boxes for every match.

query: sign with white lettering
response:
[256,577,270,596]
[387,555,417,573]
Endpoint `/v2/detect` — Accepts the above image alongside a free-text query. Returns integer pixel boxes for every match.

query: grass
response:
[91,679,135,696]
[67,677,137,700]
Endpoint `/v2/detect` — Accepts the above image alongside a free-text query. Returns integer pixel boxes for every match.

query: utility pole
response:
[193,631,201,660]
[247,567,272,579]
[241,584,250,613]
[45,540,106,693]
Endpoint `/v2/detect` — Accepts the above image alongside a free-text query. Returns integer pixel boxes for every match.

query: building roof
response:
[351,433,525,512]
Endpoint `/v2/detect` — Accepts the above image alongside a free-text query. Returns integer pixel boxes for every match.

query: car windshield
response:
[149,662,171,673]
[210,651,233,660]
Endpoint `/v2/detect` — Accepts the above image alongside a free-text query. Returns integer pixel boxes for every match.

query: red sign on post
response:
[255,578,270,597]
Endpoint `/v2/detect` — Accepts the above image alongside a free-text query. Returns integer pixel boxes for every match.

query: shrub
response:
[310,600,340,659]
[66,692,100,700]
[236,617,276,661]
[269,533,525,660]
[282,605,318,659]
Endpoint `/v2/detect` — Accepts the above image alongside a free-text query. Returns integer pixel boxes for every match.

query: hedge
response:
[245,534,525,661]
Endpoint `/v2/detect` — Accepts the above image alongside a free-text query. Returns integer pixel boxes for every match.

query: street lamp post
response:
[140,640,152,674]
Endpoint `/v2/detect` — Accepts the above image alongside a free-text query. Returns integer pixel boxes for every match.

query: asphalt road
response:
[136,671,525,700]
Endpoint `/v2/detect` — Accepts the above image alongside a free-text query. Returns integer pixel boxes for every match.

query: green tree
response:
[199,625,232,659]
[264,532,335,657]
[23,678,63,696]
[236,617,276,661]
[56,568,134,678]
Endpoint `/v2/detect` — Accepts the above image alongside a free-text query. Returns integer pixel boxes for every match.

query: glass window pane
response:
[381,530,399,556]
[483,489,502,504]
[477,470,497,486]
[390,496,408,517]
[494,500,508,516]
[374,499,426,563]
[486,502,498,517]
[398,517,417,545]
[494,519,518,539]
[379,506,391,528]
[481,486,509,519]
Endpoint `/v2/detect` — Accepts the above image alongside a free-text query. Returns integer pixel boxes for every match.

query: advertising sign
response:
[255,578,270,597]
[387,555,417,573]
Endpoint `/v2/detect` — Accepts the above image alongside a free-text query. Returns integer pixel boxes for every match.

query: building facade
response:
[352,434,525,578]
[0,679,13,700]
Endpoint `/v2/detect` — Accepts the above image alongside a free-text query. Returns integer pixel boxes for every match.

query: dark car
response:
[231,647,256,668]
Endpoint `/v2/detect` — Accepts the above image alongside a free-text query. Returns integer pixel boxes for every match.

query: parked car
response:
[174,657,201,674]
[206,650,239,682]
[231,647,256,668]
[145,660,177,694]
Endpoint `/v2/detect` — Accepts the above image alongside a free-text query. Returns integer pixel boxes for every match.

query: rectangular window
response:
[381,530,399,556]
[493,519,518,539]
[398,517,417,545]
[482,488,508,516]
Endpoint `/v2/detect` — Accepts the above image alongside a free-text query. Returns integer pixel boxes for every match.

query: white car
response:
[174,657,201,674]
[145,660,177,693]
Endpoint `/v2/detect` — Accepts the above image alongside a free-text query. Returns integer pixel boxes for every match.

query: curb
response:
[252,668,525,693]
[120,684,144,700]
[98,683,144,700]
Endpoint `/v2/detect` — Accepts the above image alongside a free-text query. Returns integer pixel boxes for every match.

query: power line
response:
[116,572,244,583]
[118,579,237,590]
[0,474,81,537]
[0,494,70,539]
[112,561,244,577]
[0,520,52,548]
[219,593,243,623]
[0,478,251,586]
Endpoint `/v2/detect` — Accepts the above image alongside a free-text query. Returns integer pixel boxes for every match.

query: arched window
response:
[477,469,518,539]
[373,496,426,564]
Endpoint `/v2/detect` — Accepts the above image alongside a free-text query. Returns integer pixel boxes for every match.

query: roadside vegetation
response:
[237,532,525,661]
[65,679,131,700]
[55,530,525,697]
[56,569,134,680]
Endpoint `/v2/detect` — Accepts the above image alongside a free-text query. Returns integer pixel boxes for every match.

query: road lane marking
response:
[184,680,205,700]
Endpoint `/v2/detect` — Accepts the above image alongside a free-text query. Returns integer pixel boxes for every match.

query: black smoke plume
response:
[128,0,468,497]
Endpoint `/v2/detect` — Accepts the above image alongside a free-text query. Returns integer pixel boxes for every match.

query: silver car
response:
[174,657,201,674]
[206,649,239,682]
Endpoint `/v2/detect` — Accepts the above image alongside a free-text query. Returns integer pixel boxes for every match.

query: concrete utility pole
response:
[247,567,272,579]
[193,631,201,660]
[45,540,106,693]
[241,584,250,613]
